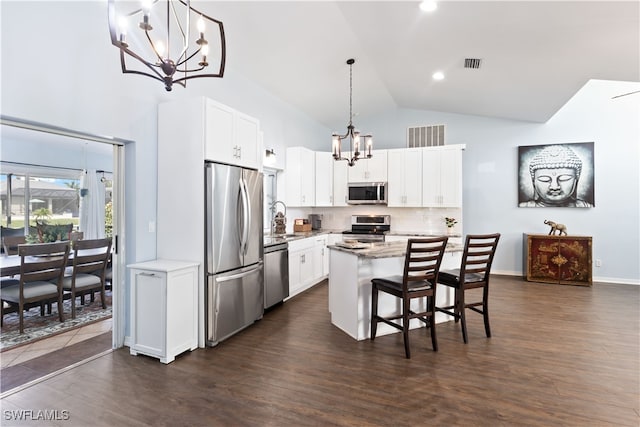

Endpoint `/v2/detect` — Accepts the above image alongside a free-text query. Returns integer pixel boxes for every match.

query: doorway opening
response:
[0,116,130,394]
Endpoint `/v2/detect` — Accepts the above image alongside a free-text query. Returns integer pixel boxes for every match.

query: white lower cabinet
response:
[313,235,329,279]
[129,260,199,364]
[288,241,315,298]
[287,235,334,299]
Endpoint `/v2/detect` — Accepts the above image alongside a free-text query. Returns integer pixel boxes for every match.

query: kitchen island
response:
[328,241,463,341]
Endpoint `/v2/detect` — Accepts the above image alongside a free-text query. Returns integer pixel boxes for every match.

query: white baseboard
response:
[492,269,639,286]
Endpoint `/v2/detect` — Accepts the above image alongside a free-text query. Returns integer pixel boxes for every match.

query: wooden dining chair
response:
[0,241,70,333]
[69,231,84,242]
[62,237,112,319]
[2,235,26,256]
[436,233,501,343]
[370,237,449,358]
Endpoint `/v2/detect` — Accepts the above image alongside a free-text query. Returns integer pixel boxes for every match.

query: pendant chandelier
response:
[108,0,226,91]
[332,58,372,167]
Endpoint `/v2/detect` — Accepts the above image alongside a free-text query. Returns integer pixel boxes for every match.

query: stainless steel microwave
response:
[347,182,387,205]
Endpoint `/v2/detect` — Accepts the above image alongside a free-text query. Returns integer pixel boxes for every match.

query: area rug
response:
[0,293,112,352]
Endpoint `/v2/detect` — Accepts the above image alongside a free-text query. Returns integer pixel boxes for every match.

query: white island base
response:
[328,243,461,341]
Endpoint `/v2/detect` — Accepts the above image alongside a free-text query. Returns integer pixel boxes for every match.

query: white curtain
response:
[79,169,105,239]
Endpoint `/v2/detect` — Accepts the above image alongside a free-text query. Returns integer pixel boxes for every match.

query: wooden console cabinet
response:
[524,234,592,286]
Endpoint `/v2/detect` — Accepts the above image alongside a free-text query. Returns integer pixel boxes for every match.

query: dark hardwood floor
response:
[1,276,638,426]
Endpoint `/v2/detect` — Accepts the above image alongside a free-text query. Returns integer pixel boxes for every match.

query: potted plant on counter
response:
[445,217,458,236]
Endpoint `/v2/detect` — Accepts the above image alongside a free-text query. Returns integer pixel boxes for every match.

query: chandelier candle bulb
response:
[118,17,128,46]
[354,132,360,155]
[332,135,340,159]
[200,44,209,66]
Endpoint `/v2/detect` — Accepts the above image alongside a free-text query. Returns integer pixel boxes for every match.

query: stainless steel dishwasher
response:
[264,241,289,309]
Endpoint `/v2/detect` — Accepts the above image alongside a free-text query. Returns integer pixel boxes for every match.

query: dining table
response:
[0,255,27,278]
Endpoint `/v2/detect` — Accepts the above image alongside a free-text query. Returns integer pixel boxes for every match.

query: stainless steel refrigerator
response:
[205,162,263,347]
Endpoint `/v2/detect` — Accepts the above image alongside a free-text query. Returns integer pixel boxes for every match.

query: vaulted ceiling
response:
[200,1,639,130]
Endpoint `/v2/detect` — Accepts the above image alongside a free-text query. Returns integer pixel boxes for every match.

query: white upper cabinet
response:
[205,99,260,169]
[422,145,463,207]
[347,150,388,183]
[332,160,349,207]
[315,152,334,207]
[235,111,260,169]
[387,148,422,207]
[285,147,315,207]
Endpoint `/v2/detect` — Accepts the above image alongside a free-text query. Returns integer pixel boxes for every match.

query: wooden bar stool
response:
[436,233,500,343]
[370,237,448,358]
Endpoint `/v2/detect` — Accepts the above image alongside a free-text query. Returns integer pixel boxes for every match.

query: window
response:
[263,168,278,233]
[1,164,112,238]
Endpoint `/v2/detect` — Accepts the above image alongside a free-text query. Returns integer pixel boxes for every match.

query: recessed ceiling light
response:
[432,71,445,81]
[419,1,438,12]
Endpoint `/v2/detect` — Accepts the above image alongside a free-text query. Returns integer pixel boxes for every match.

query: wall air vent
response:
[407,125,445,148]
[464,58,482,69]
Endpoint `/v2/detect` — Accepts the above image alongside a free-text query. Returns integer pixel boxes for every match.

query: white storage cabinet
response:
[332,160,349,206]
[204,98,260,169]
[285,147,316,207]
[129,260,199,364]
[422,145,464,207]
[315,152,334,207]
[347,149,388,183]
[387,148,422,207]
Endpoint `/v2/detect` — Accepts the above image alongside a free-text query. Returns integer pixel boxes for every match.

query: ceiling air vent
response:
[464,58,482,69]
[407,125,445,148]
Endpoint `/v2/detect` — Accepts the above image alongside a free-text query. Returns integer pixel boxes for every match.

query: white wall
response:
[355,80,640,284]
[1,133,113,173]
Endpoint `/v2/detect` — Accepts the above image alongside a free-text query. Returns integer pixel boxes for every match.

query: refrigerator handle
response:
[214,262,262,283]
[239,176,250,256]
[244,178,252,256]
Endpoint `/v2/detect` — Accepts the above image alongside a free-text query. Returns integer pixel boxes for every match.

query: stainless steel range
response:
[342,215,390,243]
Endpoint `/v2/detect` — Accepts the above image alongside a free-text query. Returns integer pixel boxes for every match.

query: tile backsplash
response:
[284,206,462,235]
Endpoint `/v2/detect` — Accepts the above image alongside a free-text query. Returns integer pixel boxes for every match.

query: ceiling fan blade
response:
[611,90,640,99]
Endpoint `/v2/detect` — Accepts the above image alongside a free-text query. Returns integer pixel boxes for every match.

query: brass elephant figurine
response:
[544,220,567,236]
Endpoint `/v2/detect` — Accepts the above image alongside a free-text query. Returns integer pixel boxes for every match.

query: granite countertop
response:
[328,241,463,259]
[264,229,342,247]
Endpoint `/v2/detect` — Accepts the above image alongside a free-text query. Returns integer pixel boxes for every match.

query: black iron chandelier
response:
[332,58,372,167]
[108,0,226,91]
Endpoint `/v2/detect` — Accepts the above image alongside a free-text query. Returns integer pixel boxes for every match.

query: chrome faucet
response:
[270,200,287,235]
